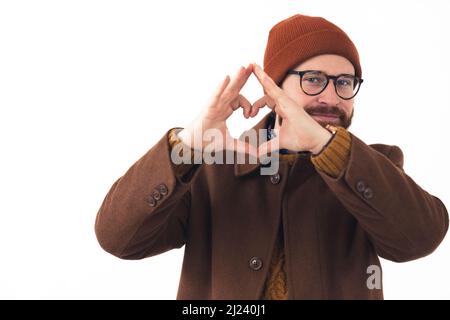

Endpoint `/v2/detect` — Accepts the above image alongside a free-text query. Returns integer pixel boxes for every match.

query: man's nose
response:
[317,80,340,105]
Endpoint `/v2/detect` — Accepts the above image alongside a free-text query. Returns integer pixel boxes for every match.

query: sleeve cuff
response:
[168,128,198,179]
[311,127,352,178]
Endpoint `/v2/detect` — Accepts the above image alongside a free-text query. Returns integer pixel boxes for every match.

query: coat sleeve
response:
[95,129,200,260]
[317,133,449,262]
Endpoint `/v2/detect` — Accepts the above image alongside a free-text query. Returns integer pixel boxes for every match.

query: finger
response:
[221,65,252,103]
[252,63,284,100]
[237,94,252,118]
[250,95,276,117]
[234,64,253,89]
[258,137,280,159]
[210,75,231,105]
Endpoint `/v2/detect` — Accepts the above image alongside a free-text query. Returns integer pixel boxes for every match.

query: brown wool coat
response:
[95,114,448,299]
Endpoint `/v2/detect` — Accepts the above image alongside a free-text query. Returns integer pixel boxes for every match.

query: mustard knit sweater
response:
[261,127,351,299]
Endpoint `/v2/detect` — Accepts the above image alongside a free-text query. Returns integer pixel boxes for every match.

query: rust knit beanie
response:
[264,14,361,86]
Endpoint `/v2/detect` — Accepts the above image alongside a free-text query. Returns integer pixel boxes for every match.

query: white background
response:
[1,0,449,299]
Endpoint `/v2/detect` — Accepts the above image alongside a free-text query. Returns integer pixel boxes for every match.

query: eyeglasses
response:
[286,70,364,100]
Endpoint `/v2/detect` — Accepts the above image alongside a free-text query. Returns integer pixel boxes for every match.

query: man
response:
[95,14,448,299]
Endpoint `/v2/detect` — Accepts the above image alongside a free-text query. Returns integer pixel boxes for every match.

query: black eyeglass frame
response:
[286,70,364,100]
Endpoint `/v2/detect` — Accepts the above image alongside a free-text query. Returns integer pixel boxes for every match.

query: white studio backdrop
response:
[0,0,449,299]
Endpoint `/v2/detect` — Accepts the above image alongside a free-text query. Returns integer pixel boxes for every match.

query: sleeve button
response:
[157,184,168,195]
[363,188,374,199]
[152,190,162,201]
[356,180,366,193]
[147,196,156,207]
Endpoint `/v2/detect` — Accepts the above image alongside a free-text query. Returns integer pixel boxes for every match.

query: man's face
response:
[278,54,356,129]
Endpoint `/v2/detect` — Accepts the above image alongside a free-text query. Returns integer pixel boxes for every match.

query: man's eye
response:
[337,79,352,87]
[304,77,323,84]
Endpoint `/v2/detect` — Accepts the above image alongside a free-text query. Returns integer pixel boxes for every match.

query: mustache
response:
[274,105,353,129]
[304,106,347,121]
[303,105,346,119]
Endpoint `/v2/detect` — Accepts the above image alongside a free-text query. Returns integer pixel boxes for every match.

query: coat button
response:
[356,180,366,192]
[363,188,374,199]
[249,257,263,271]
[147,196,156,207]
[157,184,168,195]
[152,190,161,201]
[270,173,281,185]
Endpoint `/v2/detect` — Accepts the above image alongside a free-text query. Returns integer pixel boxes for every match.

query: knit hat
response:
[263,14,361,86]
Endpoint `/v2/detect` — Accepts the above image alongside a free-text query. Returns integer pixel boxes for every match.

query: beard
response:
[303,105,354,129]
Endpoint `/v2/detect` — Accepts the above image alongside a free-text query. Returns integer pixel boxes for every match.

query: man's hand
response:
[177,62,333,161]
[178,64,259,157]
[252,63,332,157]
